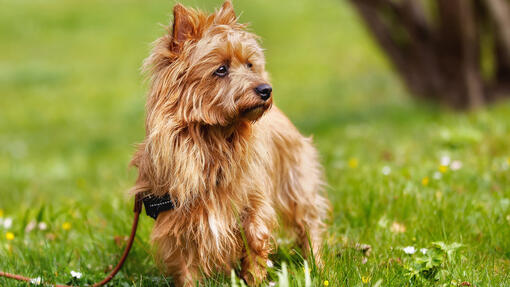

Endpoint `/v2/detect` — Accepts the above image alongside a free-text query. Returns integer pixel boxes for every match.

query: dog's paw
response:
[241,255,268,286]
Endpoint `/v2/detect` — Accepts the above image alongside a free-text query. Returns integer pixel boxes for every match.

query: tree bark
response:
[348,0,510,109]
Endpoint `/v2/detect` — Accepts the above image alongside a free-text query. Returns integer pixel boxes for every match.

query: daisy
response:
[3,217,13,229]
[38,222,48,231]
[70,271,82,279]
[25,221,37,233]
[382,166,391,176]
[440,156,451,166]
[403,246,416,254]
[451,160,462,170]
[30,277,42,285]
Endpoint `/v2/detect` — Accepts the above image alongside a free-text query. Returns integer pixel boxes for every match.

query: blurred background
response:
[1,0,509,286]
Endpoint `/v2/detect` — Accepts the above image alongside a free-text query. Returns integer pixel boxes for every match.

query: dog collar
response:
[142,194,175,219]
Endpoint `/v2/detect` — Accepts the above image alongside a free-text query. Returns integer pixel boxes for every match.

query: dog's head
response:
[145,1,272,127]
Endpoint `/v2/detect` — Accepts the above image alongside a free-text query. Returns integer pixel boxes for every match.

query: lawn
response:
[1,0,509,286]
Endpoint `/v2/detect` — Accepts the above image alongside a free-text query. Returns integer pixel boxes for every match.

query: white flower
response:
[269,282,277,287]
[403,246,416,254]
[70,271,82,279]
[38,222,47,231]
[451,160,462,170]
[433,172,442,180]
[420,248,428,255]
[440,156,451,166]
[25,221,37,232]
[3,217,13,229]
[30,277,42,285]
[382,166,391,176]
[266,259,274,268]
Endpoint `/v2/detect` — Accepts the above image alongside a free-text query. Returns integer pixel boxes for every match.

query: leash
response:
[0,194,143,287]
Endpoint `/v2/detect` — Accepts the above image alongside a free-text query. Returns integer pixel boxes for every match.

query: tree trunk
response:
[348,0,510,109]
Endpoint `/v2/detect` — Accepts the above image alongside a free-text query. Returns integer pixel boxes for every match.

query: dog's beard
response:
[240,104,270,121]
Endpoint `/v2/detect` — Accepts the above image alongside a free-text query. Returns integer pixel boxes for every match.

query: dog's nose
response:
[254,84,272,101]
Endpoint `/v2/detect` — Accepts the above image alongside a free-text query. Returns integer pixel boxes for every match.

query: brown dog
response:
[130,1,329,285]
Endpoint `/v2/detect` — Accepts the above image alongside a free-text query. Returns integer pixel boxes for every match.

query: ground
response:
[1,0,509,286]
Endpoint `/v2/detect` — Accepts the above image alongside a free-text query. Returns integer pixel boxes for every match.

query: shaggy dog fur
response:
[130,1,329,285]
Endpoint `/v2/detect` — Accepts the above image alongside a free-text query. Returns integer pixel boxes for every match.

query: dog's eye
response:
[214,65,228,77]
[247,62,253,69]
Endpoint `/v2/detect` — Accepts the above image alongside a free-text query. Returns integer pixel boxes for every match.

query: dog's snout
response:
[254,84,272,101]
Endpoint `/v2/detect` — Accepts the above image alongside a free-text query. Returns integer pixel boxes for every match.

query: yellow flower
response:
[439,165,448,173]
[6,232,14,241]
[0,209,4,218]
[362,276,371,284]
[323,280,329,286]
[422,177,429,186]
[62,222,71,230]
[348,158,359,169]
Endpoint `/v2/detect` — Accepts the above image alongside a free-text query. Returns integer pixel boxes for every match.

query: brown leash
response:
[0,194,143,287]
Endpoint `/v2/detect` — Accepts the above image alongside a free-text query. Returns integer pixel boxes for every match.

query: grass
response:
[1,0,510,286]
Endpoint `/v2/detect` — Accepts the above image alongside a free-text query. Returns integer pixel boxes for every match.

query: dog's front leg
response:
[240,202,275,286]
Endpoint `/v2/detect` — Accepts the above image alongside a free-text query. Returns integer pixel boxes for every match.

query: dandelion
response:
[30,277,42,285]
[433,172,442,180]
[420,248,428,255]
[451,160,462,170]
[38,222,47,231]
[62,222,71,231]
[3,217,13,229]
[323,280,329,286]
[348,158,359,169]
[439,165,448,173]
[6,232,15,241]
[266,259,273,268]
[378,216,389,228]
[422,177,429,186]
[0,209,4,218]
[403,246,416,254]
[70,270,82,279]
[390,221,406,233]
[382,166,391,176]
[362,276,371,284]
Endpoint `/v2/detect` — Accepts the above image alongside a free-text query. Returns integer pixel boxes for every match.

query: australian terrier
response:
[130,1,329,285]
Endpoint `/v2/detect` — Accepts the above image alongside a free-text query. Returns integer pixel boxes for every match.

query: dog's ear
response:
[171,4,196,53]
[215,0,236,24]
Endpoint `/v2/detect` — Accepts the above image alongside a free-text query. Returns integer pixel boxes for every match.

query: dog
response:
[130,1,329,285]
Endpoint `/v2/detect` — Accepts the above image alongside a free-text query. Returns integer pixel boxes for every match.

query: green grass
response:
[1,0,510,286]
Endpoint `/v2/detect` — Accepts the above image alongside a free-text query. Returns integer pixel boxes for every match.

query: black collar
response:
[142,194,175,219]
